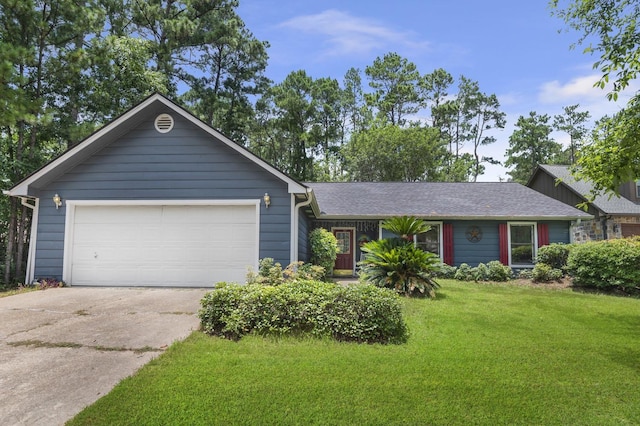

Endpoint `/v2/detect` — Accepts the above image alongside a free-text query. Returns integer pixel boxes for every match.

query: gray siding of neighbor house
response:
[619,181,640,204]
[31,107,292,280]
[529,172,600,217]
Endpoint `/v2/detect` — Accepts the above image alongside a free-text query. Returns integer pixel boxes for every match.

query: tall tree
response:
[505,112,564,183]
[552,104,590,164]
[128,0,237,95]
[342,124,446,182]
[180,10,269,144]
[259,70,317,181]
[0,0,106,284]
[341,67,371,138]
[364,52,423,126]
[551,0,640,193]
[424,72,504,182]
[457,77,506,181]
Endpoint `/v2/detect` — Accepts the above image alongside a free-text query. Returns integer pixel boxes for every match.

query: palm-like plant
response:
[381,215,431,241]
[360,217,440,298]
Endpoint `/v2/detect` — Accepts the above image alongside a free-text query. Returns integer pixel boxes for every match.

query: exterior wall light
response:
[53,193,62,209]
[263,192,271,208]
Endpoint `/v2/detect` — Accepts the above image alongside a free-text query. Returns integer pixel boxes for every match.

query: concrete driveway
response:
[0,287,208,425]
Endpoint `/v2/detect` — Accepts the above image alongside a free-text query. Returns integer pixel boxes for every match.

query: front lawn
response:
[69,281,640,425]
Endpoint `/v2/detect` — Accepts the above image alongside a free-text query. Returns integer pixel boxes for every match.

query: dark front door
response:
[333,229,354,273]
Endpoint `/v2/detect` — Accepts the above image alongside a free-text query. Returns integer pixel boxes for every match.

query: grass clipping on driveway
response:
[69,280,640,426]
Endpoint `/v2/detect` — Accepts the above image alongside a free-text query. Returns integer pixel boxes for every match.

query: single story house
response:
[527,165,640,241]
[4,95,592,286]
[305,181,592,276]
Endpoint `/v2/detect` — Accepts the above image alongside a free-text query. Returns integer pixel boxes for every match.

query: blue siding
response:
[298,211,311,262]
[545,221,571,243]
[328,219,573,268]
[32,106,293,280]
[450,221,501,267]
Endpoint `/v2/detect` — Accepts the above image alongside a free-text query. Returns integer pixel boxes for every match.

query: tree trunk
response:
[3,198,17,284]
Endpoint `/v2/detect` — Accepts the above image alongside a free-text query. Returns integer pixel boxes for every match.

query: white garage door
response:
[66,204,258,287]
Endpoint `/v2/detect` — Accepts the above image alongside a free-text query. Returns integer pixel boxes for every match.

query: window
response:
[416,226,440,255]
[379,221,443,260]
[335,231,351,255]
[636,180,640,198]
[509,223,536,266]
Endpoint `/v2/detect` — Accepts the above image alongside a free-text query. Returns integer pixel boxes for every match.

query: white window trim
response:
[636,180,640,198]
[507,222,538,268]
[377,220,444,261]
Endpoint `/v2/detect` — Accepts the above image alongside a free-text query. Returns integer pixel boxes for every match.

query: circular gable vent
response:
[155,113,174,133]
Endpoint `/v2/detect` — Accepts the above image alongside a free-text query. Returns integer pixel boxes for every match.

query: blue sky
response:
[237,0,637,181]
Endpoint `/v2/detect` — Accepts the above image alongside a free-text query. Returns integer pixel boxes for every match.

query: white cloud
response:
[538,74,603,104]
[278,9,431,57]
[536,73,640,122]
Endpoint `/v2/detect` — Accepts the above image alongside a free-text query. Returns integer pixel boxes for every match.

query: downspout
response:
[602,215,609,240]
[291,188,314,264]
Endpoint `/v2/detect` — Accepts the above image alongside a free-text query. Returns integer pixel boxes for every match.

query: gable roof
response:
[306,181,592,220]
[531,165,640,216]
[6,93,309,197]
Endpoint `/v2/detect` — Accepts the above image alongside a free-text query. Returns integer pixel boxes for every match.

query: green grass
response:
[0,285,35,298]
[69,281,640,425]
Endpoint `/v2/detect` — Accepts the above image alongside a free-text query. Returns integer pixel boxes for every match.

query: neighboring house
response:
[527,165,640,241]
[3,95,591,286]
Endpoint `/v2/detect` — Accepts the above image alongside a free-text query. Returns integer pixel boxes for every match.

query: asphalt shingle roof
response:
[305,182,592,220]
[537,165,640,216]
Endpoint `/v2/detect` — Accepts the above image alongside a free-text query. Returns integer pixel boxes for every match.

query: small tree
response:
[359,216,440,298]
[309,228,339,280]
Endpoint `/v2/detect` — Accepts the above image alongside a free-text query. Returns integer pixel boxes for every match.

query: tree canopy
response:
[552,0,640,194]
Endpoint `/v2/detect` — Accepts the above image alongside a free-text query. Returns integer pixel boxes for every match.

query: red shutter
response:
[443,223,454,266]
[537,223,549,248]
[499,223,509,265]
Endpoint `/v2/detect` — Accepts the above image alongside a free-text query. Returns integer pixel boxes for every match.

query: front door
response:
[333,228,354,275]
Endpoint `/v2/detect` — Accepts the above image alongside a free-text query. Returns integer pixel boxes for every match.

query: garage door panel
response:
[69,204,257,287]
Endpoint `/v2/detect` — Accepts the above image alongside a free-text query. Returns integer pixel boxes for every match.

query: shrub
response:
[473,263,490,281]
[359,238,440,298]
[536,243,571,270]
[284,262,325,281]
[486,261,513,282]
[450,261,512,282]
[454,263,474,281]
[518,269,534,280]
[199,280,408,344]
[309,228,339,279]
[531,263,563,283]
[567,238,640,292]
[247,258,284,285]
[436,263,457,279]
[247,259,326,285]
[35,278,65,289]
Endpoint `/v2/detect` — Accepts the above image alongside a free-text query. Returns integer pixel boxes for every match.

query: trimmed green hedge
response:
[567,238,640,292]
[199,280,408,344]
[536,243,571,270]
